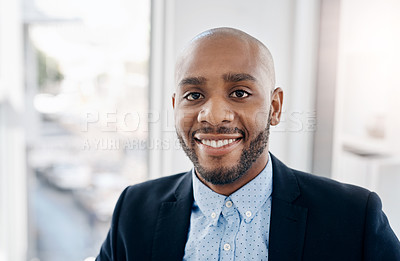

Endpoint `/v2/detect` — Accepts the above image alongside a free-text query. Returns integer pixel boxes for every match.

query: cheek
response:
[237,97,270,125]
[175,110,198,133]
[240,107,270,133]
[254,110,270,129]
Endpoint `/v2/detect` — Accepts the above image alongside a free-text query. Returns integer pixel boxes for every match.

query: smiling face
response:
[173,30,283,194]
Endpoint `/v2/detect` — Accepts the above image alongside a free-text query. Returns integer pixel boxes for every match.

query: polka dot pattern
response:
[183,154,273,261]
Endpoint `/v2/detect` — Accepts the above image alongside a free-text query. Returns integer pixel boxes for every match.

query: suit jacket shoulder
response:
[292,167,371,214]
[96,171,193,261]
[123,171,190,207]
[269,154,400,261]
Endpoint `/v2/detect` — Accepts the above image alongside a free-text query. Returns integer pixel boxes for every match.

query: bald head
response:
[191,27,269,53]
[175,27,276,90]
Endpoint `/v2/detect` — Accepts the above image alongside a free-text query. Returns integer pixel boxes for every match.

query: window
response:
[26,0,150,259]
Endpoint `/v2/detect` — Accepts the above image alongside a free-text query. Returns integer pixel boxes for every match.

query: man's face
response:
[173,37,280,185]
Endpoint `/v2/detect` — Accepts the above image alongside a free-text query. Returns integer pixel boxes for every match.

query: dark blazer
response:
[97,154,400,260]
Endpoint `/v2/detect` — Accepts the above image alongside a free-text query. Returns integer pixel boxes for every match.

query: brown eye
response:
[230,90,249,98]
[186,92,203,100]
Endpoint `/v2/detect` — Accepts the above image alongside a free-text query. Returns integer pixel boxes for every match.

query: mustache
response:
[192,127,245,138]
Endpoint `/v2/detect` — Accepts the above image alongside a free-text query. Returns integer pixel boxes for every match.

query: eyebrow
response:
[178,73,256,87]
[223,73,257,83]
[178,76,207,87]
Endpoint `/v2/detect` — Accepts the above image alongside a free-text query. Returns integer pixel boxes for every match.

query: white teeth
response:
[200,139,237,148]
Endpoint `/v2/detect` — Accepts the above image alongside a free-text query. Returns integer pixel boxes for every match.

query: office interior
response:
[1,0,399,260]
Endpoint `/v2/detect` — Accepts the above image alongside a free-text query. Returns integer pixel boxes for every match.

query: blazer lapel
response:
[151,171,193,261]
[150,155,308,260]
[269,154,308,261]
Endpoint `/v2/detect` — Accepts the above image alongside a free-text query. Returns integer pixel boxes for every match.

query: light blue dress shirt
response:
[183,153,273,261]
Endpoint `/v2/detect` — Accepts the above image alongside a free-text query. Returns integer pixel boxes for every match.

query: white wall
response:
[148,0,320,178]
[332,0,400,237]
[0,0,27,260]
[333,0,400,175]
[312,0,341,177]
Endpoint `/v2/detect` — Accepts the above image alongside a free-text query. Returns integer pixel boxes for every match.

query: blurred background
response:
[0,0,399,260]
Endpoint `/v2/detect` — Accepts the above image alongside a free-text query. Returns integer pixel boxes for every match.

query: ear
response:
[270,87,283,126]
[172,93,176,109]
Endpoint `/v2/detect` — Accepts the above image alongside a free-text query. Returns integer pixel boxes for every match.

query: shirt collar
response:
[192,153,273,225]
[192,170,226,226]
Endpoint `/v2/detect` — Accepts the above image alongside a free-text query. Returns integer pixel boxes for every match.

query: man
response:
[97,28,400,260]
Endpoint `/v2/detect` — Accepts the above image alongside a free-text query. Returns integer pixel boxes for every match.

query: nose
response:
[197,98,234,125]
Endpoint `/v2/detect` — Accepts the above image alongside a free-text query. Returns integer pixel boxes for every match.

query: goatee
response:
[176,116,271,185]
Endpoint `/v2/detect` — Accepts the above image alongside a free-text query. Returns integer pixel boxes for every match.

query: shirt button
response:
[225,200,232,208]
[245,210,252,217]
[211,212,216,219]
[223,243,231,251]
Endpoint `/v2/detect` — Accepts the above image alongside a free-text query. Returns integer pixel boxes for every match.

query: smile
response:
[200,139,237,148]
[193,133,243,156]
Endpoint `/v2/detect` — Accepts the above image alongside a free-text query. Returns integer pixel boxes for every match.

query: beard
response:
[176,115,271,185]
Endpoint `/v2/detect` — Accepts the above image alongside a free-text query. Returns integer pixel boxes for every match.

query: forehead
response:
[176,37,267,84]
